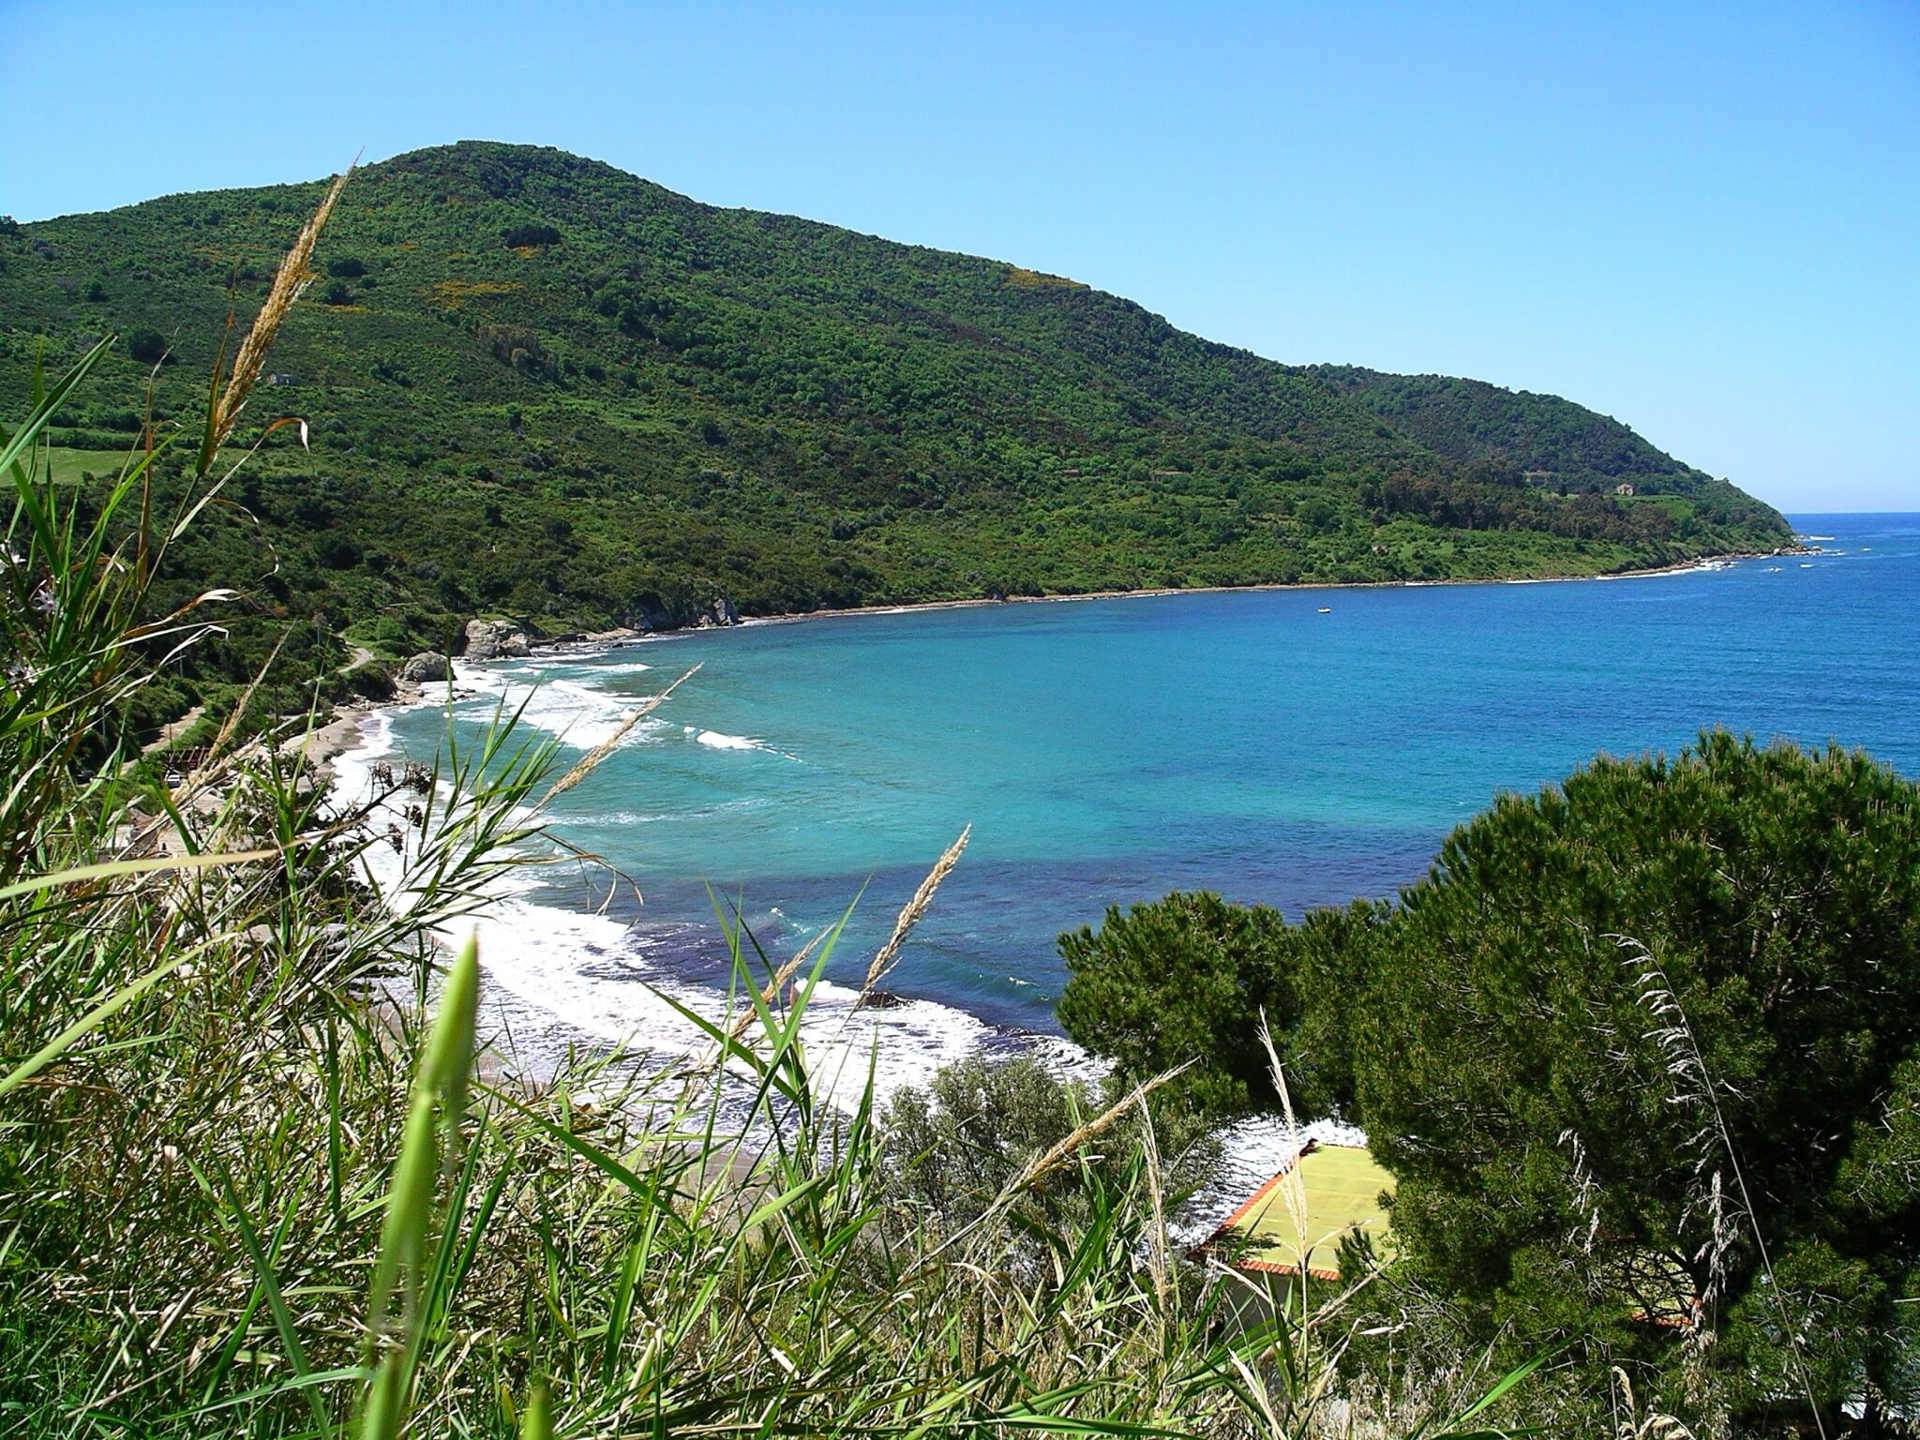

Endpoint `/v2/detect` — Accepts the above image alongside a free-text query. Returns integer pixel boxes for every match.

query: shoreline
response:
[295,531,1842,1214]
[535,544,1807,652]
[297,676,432,779]
[307,541,1810,769]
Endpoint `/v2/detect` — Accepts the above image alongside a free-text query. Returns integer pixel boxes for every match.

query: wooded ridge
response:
[0,141,1791,675]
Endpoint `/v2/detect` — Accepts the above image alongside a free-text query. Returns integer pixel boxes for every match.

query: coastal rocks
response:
[692,595,741,628]
[399,651,452,684]
[462,618,531,660]
[530,626,648,654]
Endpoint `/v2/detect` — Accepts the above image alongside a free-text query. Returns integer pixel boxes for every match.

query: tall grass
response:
[0,185,1542,1439]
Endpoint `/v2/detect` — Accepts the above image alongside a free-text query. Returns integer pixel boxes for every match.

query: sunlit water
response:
[336,513,1920,1199]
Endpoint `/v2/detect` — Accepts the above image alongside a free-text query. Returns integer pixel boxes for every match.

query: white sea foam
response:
[692,727,759,750]
[455,889,1000,1112]
[452,657,796,760]
[540,797,773,829]
[329,711,415,907]
[452,660,666,751]
[1593,558,1723,581]
[539,809,680,828]
[686,726,804,762]
[1018,1032,1109,1089]
[329,695,1005,1116]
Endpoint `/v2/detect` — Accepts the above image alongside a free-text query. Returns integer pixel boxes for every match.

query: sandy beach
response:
[300,542,1805,777]
[540,544,1809,647]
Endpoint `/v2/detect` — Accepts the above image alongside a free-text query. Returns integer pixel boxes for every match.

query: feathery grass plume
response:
[1140,1109,1174,1318]
[961,1060,1190,1242]
[1558,1127,1603,1256]
[1619,935,1828,1440]
[537,663,699,807]
[198,167,350,476]
[1611,1365,1699,1440]
[1257,1007,1311,1268]
[860,822,968,1003]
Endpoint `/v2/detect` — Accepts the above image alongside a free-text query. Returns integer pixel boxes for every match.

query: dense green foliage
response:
[2,345,1541,1439]
[1056,892,1380,1119]
[0,142,1789,718]
[1061,737,1920,1432]
[6,176,1857,1438]
[1352,734,1920,1431]
[881,1053,1218,1232]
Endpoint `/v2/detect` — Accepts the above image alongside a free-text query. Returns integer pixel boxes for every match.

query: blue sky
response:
[3,1,1914,511]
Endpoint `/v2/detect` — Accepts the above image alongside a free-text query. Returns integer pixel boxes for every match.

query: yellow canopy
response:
[1202,1143,1396,1279]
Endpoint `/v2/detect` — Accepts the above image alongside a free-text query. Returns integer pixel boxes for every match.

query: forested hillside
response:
[0,142,1789,684]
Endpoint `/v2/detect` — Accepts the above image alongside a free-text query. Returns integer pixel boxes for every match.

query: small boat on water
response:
[1317,606,1331,614]
[1800,563,1815,568]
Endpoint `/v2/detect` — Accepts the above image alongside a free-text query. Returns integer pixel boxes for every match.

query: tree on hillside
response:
[1056,892,1380,1120]
[126,329,169,364]
[881,1054,1223,1259]
[1352,732,1920,1432]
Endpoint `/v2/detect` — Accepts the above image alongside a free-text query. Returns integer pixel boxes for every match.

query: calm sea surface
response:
[362,514,1920,1078]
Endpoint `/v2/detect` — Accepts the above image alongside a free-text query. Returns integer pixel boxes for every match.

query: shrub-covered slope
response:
[0,141,1790,662]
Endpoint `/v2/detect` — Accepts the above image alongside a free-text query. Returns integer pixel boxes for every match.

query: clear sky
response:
[3,1,1915,511]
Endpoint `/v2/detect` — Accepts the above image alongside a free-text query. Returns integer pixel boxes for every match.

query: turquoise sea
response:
[352,514,1920,1090]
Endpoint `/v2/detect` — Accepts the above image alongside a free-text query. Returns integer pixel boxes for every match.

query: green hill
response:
[0,141,1789,679]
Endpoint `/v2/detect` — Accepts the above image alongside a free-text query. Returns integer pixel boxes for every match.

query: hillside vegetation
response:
[0,335,1540,1437]
[3,171,1888,1438]
[1061,736,1920,1435]
[0,142,1788,687]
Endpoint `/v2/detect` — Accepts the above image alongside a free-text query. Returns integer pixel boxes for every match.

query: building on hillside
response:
[1615,482,1636,496]
[1190,1139,1396,1282]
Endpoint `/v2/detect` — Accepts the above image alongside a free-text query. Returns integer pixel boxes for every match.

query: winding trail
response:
[140,704,204,755]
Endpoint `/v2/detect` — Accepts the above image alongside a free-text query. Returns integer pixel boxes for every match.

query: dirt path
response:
[140,703,205,755]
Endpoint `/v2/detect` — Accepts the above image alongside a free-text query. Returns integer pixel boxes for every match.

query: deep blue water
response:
[381,514,1920,1042]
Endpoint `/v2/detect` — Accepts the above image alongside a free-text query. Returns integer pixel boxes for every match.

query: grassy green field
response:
[36,444,128,484]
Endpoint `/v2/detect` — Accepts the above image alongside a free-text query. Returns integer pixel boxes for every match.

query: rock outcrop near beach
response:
[399,651,452,683]
[693,596,742,628]
[463,619,531,660]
